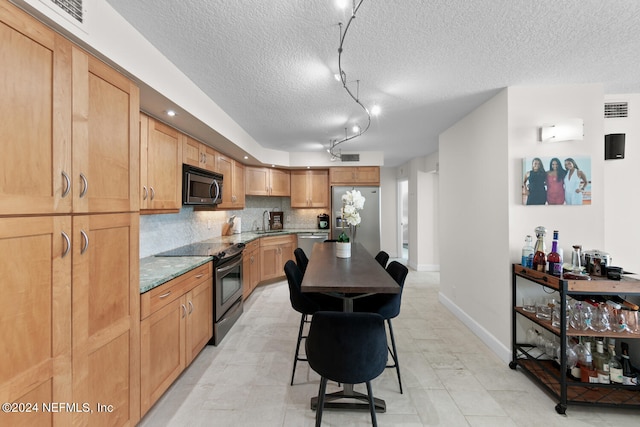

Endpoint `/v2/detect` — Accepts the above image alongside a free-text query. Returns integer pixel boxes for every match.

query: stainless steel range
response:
[156,241,245,345]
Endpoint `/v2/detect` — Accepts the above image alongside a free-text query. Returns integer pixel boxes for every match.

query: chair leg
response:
[387,319,403,394]
[315,377,328,427]
[291,313,307,385]
[365,381,378,427]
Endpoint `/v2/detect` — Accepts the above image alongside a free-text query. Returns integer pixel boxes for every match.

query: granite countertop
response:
[139,229,329,294]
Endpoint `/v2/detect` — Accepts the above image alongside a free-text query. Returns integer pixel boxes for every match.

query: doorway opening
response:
[398,180,408,260]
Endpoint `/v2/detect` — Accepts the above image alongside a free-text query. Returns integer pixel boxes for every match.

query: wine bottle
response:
[521,235,534,268]
[608,340,623,384]
[547,230,562,277]
[621,342,638,386]
[532,226,547,272]
[592,340,610,384]
[575,338,597,383]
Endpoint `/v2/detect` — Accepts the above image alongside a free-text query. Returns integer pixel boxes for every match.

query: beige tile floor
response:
[139,266,640,426]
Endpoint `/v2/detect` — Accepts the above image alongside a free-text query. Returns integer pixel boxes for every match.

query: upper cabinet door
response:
[72,47,140,213]
[0,4,72,215]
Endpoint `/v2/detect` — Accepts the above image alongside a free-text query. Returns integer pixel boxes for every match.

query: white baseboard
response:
[408,262,440,272]
[438,291,512,365]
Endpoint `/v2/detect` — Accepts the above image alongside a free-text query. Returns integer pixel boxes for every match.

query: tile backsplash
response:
[139,196,329,257]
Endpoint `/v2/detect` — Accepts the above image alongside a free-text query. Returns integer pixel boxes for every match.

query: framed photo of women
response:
[522,156,591,205]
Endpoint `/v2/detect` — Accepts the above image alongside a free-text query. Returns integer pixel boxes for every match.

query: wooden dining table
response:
[301,241,400,413]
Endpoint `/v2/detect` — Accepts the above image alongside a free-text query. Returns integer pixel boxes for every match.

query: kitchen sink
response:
[256,229,286,234]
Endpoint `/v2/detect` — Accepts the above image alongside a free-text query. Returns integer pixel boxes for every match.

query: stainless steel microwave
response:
[183,164,223,206]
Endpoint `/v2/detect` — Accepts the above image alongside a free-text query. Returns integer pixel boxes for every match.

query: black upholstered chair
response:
[294,247,309,275]
[306,311,388,427]
[354,260,408,393]
[284,260,341,385]
[374,250,389,269]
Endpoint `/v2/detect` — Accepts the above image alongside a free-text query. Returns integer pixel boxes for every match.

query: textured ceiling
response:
[105,0,640,167]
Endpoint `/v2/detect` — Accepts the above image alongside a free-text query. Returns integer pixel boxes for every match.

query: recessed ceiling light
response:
[371,105,381,116]
[352,125,360,133]
[243,155,249,160]
[166,110,176,117]
[336,0,348,9]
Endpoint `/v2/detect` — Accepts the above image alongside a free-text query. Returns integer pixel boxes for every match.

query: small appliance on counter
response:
[269,211,284,230]
[317,213,329,229]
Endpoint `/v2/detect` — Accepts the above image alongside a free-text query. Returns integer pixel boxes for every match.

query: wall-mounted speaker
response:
[605,133,625,160]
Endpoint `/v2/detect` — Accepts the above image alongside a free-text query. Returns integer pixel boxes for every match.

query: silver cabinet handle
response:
[79,173,88,198]
[181,304,187,318]
[80,230,89,254]
[61,231,71,258]
[149,187,155,201]
[61,171,71,198]
[158,291,171,299]
[188,300,194,314]
[142,186,148,200]
[195,274,204,279]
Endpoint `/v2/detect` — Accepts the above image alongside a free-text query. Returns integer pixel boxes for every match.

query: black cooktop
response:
[156,241,245,261]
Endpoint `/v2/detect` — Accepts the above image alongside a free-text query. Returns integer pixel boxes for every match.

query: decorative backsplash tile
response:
[139,196,329,258]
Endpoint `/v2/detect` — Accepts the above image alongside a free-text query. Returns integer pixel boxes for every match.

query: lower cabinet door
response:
[140,296,186,415]
[186,280,212,364]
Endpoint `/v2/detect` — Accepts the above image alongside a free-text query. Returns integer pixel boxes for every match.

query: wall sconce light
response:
[539,118,583,142]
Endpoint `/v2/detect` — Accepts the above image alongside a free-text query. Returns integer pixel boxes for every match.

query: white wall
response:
[603,94,640,274]
[440,84,606,363]
[439,89,510,360]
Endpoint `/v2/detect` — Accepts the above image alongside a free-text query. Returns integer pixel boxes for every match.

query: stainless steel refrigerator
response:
[331,186,381,256]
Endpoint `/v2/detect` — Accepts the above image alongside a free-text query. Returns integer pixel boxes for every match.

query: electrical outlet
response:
[286,215,291,222]
[207,219,211,230]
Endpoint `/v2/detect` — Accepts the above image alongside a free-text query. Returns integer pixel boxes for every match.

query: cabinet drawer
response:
[259,235,295,247]
[141,262,212,319]
[245,239,260,251]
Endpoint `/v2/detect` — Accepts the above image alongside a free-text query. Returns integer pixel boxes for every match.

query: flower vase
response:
[336,241,351,258]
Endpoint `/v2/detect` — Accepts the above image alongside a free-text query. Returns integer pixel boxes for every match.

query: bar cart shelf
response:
[510,264,640,414]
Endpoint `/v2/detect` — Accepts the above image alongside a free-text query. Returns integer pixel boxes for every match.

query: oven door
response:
[215,252,243,321]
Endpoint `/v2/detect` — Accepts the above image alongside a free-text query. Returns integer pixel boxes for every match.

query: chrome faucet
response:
[262,210,270,232]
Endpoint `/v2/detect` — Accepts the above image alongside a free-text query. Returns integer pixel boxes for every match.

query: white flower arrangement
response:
[341,189,365,227]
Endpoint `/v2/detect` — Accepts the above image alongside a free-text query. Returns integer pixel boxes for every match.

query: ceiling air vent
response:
[604,102,628,118]
[40,0,84,25]
[340,154,360,162]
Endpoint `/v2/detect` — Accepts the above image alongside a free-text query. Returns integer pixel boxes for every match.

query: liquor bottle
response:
[547,230,562,277]
[592,340,610,384]
[621,342,639,386]
[521,235,534,268]
[575,338,597,383]
[608,340,623,384]
[532,226,547,273]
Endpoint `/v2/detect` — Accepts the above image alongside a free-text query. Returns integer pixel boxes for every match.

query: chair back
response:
[374,251,390,268]
[306,311,387,384]
[294,248,309,275]
[284,260,320,315]
[379,261,408,319]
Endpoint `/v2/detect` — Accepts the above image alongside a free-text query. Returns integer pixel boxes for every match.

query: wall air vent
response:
[340,154,360,162]
[604,102,628,118]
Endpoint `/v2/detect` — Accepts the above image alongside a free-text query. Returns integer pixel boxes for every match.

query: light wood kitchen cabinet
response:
[140,114,183,213]
[0,216,73,427]
[140,262,212,416]
[0,3,73,216]
[290,170,329,208]
[216,153,246,209]
[183,136,217,172]
[259,234,296,282]
[242,239,261,299]
[329,166,380,185]
[1,3,141,426]
[71,212,140,427]
[71,46,140,214]
[245,166,290,196]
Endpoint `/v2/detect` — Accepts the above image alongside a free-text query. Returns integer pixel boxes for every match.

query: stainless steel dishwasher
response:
[297,232,328,258]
